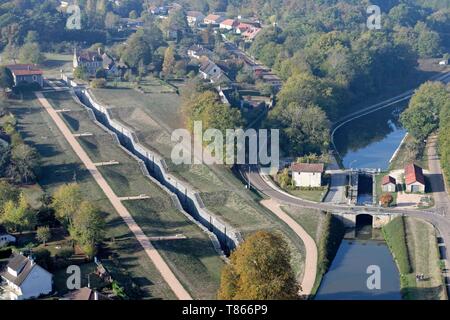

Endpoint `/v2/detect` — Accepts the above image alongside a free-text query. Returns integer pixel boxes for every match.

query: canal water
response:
[334,102,407,170]
[316,101,408,300]
[315,238,402,300]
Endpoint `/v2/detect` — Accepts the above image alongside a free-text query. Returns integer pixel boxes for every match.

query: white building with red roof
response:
[290,163,324,188]
[382,175,397,192]
[204,14,224,25]
[404,163,425,193]
[219,19,238,30]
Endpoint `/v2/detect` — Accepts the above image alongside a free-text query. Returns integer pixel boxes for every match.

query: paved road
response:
[260,199,317,297]
[35,92,192,300]
[427,136,450,216]
[241,164,450,294]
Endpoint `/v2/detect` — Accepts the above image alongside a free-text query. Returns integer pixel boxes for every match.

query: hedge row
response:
[382,216,412,274]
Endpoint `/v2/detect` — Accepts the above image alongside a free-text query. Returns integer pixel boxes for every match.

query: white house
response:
[0,254,53,300]
[439,59,449,66]
[0,227,15,247]
[381,175,396,192]
[290,163,324,188]
[186,11,205,27]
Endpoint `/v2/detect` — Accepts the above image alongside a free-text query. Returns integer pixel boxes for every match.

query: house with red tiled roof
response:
[382,175,396,192]
[219,19,238,30]
[235,22,253,34]
[405,163,425,193]
[204,14,224,25]
[6,64,43,88]
[290,163,324,188]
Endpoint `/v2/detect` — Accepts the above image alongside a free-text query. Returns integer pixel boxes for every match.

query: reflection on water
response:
[315,239,401,300]
[335,103,407,170]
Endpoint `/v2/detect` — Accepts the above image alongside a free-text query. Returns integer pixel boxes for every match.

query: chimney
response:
[94,291,98,301]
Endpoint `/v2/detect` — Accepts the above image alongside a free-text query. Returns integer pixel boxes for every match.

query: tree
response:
[51,183,83,226]
[162,46,175,78]
[36,226,51,246]
[18,42,44,64]
[380,193,394,208]
[0,67,14,90]
[7,143,39,184]
[105,12,120,29]
[69,201,105,258]
[0,181,19,209]
[73,66,88,81]
[1,193,36,233]
[217,231,298,300]
[278,168,291,189]
[401,82,449,141]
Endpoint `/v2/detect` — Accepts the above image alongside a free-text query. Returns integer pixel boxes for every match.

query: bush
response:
[90,79,107,88]
[57,247,74,260]
[32,248,54,271]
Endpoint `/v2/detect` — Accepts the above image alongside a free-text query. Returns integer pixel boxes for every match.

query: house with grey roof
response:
[0,254,53,300]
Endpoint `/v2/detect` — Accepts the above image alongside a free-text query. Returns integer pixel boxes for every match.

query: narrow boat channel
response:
[316,102,408,299]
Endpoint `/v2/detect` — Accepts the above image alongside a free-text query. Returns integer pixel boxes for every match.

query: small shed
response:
[381,175,396,192]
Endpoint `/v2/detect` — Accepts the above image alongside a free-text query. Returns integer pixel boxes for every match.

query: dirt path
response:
[260,199,318,297]
[35,92,192,300]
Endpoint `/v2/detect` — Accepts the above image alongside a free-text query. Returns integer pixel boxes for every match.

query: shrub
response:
[90,78,107,88]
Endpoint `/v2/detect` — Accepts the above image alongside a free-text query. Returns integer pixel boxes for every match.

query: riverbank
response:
[383,216,447,300]
[389,133,429,170]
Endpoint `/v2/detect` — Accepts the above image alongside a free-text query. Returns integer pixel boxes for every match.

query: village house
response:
[235,22,253,34]
[290,163,324,188]
[405,163,425,193]
[61,287,108,300]
[0,226,15,247]
[242,27,262,41]
[187,45,213,59]
[220,19,239,30]
[199,58,230,84]
[204,14,224,25]
[381,175,396,192]
[0,254,53,300]
[73,48,127,78]
[6,64,44,88]
[186,11,205,27]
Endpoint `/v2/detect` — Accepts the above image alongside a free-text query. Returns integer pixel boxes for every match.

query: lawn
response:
[42,90,226,300]
[280,206,324,243]
[106,76,177,94]
[42,53,74,78]
[383,216,446,300]
[7,93,175,300]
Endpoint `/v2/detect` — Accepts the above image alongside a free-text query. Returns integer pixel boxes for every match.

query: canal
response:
[316,101,409,299]
[333,102,407,170]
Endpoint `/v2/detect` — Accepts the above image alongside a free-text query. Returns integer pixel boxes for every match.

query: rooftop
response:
[290,163,324,173]
[382,175,396,185]
[405,163,425,185]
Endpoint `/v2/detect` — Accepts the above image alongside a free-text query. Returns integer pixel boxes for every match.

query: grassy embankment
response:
[389,134,429,171]
[90,85,309,279]
[6,92,177,299]
[43,90,225,299]
[383,216,446,300]
[280,207,345,296]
